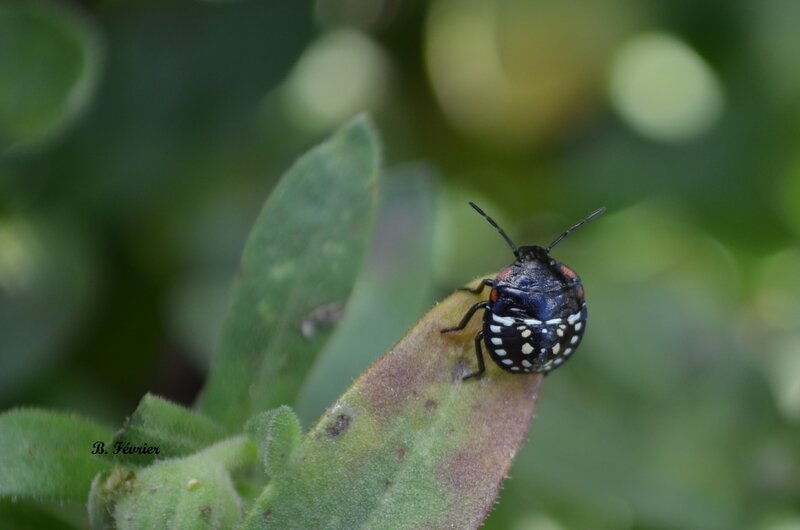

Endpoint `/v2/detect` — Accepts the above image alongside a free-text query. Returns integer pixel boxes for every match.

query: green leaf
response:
[0,2,102,151]
[100,437,256,530]
[113,394,227,465]
[0,499,82,530]
[0,408,112,502]
[245,406,302,478]
[295,163,438,425]
[198,115,381,430]
[240,282,543,529]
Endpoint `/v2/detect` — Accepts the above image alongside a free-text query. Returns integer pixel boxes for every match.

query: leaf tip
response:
[245,406,302,478]
[337,112,382,171]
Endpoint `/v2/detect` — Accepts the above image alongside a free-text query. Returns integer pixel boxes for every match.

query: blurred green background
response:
[1,0,799,529]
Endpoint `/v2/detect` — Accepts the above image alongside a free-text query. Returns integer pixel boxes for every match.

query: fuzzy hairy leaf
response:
[113,394,227,466]
[240,281,543,530]
[96,437,256,530]
[198,115,380,430]
[0,408,112,502]
[245,406,302,478]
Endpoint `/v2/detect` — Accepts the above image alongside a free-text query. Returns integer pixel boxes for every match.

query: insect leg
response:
[462,330,486,380]
[441,301,489,333]
[457,278,494,294]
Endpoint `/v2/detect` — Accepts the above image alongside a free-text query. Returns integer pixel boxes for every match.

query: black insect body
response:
[442,203,605,380]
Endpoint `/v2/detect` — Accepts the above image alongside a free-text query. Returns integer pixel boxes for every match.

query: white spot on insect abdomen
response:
[492,314,514,326]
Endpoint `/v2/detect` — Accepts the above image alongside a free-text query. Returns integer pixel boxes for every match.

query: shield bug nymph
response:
[442,202,605,380]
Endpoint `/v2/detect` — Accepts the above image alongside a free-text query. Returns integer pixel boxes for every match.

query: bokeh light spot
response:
[609,32,724,142]
[425,0,624,149]
[282,29,389,133]
[767,336,800,422]
[512,513,566,530]
[0,219,39,293]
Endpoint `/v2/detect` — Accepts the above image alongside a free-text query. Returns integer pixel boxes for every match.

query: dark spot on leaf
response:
[199,506,212,517]
[425,399,437,412]
[384,480,392,491]
[326,414,351,437]
[300,302,345,338]
[263,509,272,521]
[395,446,406,460]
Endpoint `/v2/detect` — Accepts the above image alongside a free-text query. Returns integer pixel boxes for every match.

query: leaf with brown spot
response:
[197,115,380,431]
[96,436,256,530]
[239,279,543,530]
[325,414,351,437]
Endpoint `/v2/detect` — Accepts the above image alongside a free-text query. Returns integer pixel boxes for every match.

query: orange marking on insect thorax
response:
[490,288,499,302]
[496,267,512,281]
[576,285,584,299]
[560,264,578,280]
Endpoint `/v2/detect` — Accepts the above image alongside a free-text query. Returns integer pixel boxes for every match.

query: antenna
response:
[546,207,606,252]
[469,202,519,257]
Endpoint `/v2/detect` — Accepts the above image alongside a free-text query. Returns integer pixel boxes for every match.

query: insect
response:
[442,202,606,379]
